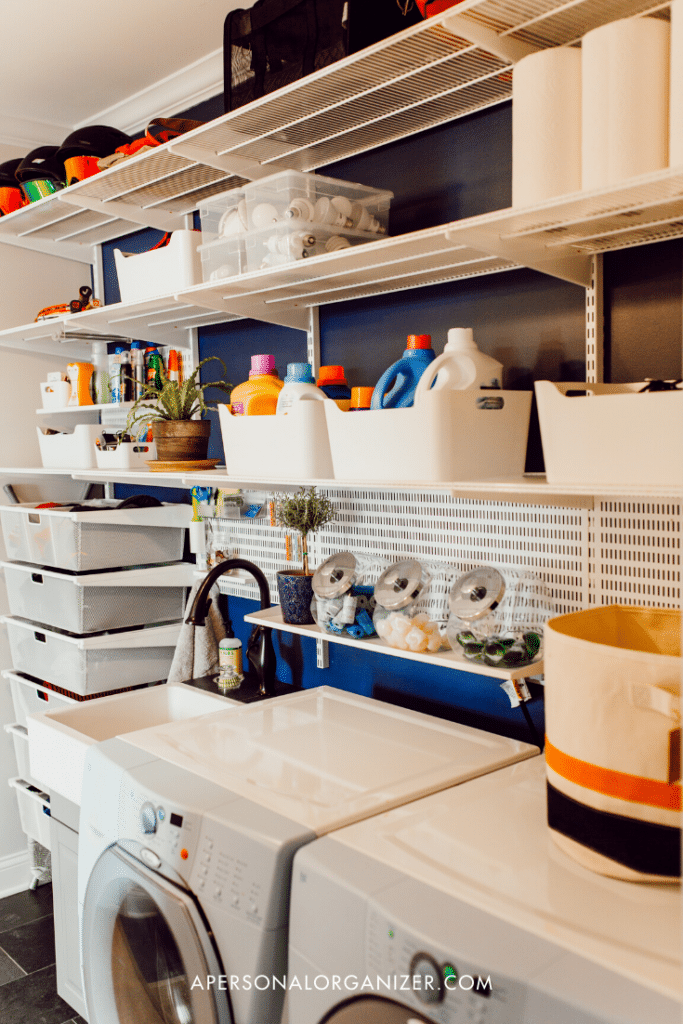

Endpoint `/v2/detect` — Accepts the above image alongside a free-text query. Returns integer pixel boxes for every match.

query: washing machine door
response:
[320,997,432,1023]
[82,844,232,1024]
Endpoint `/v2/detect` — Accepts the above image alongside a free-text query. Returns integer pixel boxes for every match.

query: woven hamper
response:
[544,605,681,883]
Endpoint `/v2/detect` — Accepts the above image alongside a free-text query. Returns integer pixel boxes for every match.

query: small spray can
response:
[218,637,243,689]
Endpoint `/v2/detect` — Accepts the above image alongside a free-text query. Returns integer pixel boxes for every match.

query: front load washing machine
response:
[77,686,538,1024]
[288,757,681,1024]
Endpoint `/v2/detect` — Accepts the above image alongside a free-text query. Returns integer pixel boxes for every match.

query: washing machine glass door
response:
[321,996,432,1023]
[82,844,232,1024]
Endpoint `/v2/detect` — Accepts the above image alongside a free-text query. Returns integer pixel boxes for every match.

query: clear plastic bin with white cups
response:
[243,169,392,272]
[372,559,444,653]
[311,552,377,639]
[446,566,552,668]
[198,189,249,282]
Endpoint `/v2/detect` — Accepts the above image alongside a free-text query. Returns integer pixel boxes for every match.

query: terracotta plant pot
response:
[151,420,211,461]
[276,570,315,625]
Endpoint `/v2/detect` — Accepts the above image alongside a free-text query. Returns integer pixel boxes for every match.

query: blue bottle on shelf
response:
[371,334,435,409]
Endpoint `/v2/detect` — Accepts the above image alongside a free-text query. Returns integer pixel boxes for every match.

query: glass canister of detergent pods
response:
[446,566,551,668]
[316,366,351,411]
[218,637,243,688]
[373,560,443,653]
[311,552,377,638]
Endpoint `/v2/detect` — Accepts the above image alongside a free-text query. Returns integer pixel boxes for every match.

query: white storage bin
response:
[218,399,334,479]
[95,439,157,470]
[324,389,532,483]
[4,723,33,783]
[6,669,77,728]
[40,380,71,410]
[535,381,683,488]
[0,501,191,571]
[2,562,189,634]
[37,424,100,469]
[4,617,182,696]
[8,777,51,849]
[113,230,202,302]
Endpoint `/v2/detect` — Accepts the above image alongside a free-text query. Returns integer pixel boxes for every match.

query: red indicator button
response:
[180,848,189,860]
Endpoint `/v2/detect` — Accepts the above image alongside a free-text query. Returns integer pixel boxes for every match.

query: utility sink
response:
[27,683,235,806]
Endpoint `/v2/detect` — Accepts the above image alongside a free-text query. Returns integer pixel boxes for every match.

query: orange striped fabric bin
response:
[544,605,681,883]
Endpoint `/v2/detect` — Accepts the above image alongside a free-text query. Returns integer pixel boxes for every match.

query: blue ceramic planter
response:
[276,570,315,625]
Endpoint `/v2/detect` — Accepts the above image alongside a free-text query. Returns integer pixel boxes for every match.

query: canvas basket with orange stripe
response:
[543,605,681,883]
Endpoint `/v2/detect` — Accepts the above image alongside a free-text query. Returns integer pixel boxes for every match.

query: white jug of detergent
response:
[276,362,328,414]
[414,328,503,399]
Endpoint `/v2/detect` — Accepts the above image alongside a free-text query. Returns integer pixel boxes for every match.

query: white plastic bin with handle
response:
[8,777,51,849]
[37,424,100,469]
[114,230,202,302]
[535,381,683,487]
[218,400,334,479]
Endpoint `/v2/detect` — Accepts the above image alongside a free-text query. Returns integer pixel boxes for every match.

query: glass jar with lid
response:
[311,552,376,638]
[372,559,443,653]
[446,566,551,668]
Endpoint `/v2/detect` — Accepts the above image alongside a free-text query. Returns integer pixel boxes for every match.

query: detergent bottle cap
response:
[250,353,276,377]
[406,334,432,350]
[285,362,314,384]
[317,365,348,386]
[131,341,144,350]
[445,327,476,351]
[350,386,373,410]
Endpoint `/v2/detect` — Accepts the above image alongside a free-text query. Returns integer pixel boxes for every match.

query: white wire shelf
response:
[0,0,666,260]
[243,605,544,681]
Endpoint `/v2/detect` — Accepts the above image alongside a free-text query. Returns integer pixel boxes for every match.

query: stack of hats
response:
[0,118,204,214]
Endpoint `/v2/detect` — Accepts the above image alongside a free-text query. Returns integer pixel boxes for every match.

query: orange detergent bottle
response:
[230,354,283,415]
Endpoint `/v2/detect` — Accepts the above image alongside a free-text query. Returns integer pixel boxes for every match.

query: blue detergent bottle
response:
[371,334,436,409]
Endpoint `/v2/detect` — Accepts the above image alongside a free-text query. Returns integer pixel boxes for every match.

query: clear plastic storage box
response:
[3,617,182,696]
[2,562,189,634]
[198,189,248,282]
[0,502,191,572]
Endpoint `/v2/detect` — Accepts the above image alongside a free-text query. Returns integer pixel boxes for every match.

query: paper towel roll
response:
[512,47,582,208]
[582,16,669,190]
[671,1,683,167]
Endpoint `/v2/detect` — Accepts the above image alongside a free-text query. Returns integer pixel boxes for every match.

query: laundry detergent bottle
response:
[276,363,327,414]
[414,327,503,399]
[371,334,435,409]
[316,365,351,411]
[230,354,283,415]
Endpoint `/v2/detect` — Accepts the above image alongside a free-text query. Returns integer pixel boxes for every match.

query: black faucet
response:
[186,558,277,699]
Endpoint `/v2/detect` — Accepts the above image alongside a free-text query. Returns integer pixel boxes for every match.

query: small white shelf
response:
[37,402,134,423]
[244,606,543,681]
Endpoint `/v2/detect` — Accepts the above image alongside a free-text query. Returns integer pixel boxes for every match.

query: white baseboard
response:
[0,849,31,899]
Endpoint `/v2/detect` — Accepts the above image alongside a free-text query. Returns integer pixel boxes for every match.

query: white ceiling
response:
[0,0,245,153]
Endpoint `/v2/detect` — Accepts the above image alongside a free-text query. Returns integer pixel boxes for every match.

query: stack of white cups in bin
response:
[512,7,680,208]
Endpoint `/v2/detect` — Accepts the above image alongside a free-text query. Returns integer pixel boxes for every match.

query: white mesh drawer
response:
[6,670,76,728]
[3,562,190,634]
[4,618,182,696]
[4,723,33,783]
[0,502,191,571]
[8,777,51,849]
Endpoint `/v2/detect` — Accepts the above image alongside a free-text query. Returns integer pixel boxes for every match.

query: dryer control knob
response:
[140,802,157,835]
[410,953,443,1004]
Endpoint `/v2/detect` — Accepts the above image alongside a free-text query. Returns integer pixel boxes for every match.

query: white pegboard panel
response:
[213,487,593,623]
[593,497,681,607]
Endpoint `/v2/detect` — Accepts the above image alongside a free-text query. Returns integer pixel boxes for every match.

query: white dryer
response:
[77,686,538,1024]
[288,757,681,1024]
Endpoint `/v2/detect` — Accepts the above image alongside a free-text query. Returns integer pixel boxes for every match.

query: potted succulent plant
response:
[275,486,336,624]
[124,356,232,462]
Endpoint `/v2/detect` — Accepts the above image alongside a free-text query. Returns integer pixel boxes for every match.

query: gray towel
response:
[167,580,227,685]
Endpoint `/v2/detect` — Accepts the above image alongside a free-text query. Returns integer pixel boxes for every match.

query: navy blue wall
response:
[100,95,682,746]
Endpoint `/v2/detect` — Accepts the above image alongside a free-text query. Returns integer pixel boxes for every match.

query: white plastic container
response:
[40,380,71,410]
[218,399,333,479]
[8,777,51,849]
[37,424,100,469]
[94,439,157,470]
[5,669,76,729]
[0,501,191,571]
[2,561,188,634]
[3,617,182,696]
[534,380,683,487]
[4,722,33,783]
[276,363,327,414]
[414,327,504,397]
[113,229,202,302]
[325,389,532,483]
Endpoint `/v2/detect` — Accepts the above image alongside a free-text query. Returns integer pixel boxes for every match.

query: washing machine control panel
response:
[366,908,525,1024]
[119,780,202,883]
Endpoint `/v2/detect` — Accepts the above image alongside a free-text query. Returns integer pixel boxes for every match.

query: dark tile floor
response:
[0,884,85,1024]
